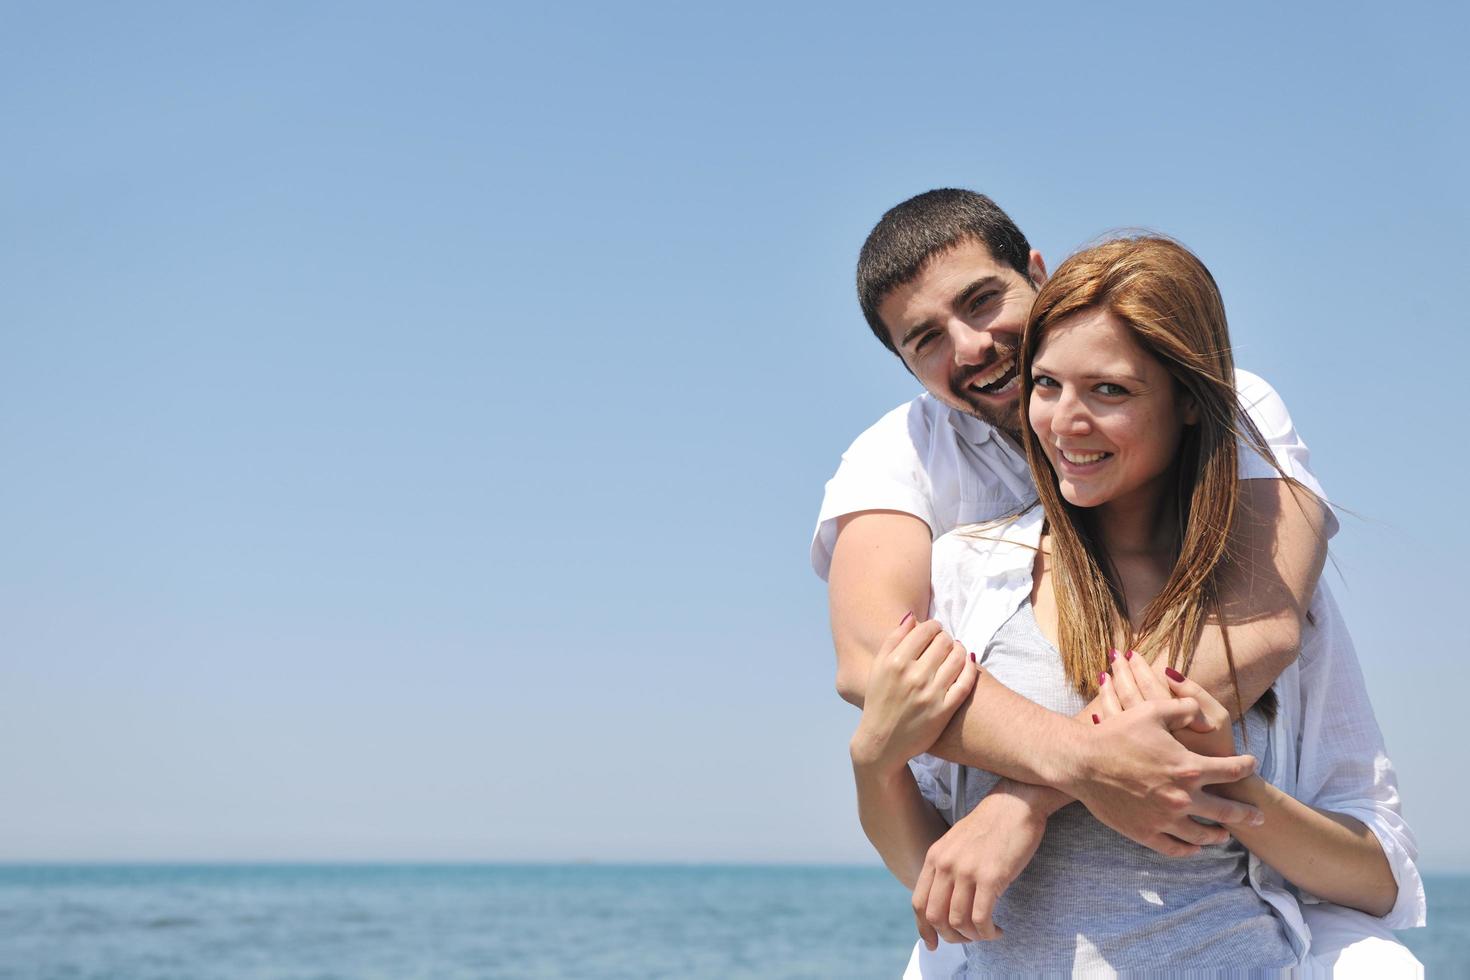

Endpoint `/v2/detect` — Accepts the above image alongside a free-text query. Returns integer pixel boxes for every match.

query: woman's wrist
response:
[1213,772,1268,807]
[849,728,904,779]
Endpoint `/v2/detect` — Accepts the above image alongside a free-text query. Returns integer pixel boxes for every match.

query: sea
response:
[0,864,1464,979]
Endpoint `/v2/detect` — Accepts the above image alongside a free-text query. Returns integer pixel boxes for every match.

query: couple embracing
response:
[813,190,1425,976]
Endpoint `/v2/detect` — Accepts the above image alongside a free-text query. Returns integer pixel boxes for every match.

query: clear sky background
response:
[2,2,1466,869]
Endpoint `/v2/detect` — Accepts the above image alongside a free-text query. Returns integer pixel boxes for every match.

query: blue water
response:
[0,864,1463,979]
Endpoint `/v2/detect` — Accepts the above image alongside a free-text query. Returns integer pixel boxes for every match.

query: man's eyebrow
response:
[899,320,938,348]
[955,275,1004,306]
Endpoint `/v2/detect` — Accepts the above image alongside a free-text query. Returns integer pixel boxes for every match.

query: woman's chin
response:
[1058,482,1108,509]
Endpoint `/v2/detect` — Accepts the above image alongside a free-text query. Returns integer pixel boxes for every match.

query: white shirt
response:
[811,369,1333,581]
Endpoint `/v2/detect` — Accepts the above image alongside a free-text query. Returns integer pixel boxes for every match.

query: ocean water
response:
[0,864,1464,979]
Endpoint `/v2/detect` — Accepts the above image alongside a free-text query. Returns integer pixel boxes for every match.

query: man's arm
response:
[828,510,932,708]
[1191,479,1330,715]
[829,511,1093,783]
[829,510,1262,847]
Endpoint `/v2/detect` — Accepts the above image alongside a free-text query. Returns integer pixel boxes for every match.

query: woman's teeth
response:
[1061,449,1110,464]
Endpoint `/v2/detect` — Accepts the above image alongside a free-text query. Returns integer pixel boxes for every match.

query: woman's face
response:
[1028,308,1196,512]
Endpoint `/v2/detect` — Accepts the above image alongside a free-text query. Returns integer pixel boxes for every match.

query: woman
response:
[849,237,1423,975]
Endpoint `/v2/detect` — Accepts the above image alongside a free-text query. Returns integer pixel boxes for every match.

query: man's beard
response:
[948,343,1023,439]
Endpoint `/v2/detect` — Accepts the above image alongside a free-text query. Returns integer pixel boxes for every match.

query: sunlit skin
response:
[1028,308,1198,538]
[878,240,1047,436]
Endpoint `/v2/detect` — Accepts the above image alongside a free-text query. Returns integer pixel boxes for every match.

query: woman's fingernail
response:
[1098,671,1108,685]
[970,652,977,664]
[1091,714,1101,725]
[1164,667,1185,682]
[1124,650,1134,661]
[1107,650,1118,663]
[900,611,913,626]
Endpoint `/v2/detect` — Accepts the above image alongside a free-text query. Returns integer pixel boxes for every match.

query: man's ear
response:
[1028,250,1048,289]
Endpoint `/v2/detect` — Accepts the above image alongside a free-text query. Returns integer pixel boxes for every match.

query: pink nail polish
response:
[900,611,913,626]
[1164,667,1185,682]
[1098,671,1108,685]
[969,652,977,664]
[1091,714,1100,725]
[1124,650,1134,660]
[1107,650,1118,663]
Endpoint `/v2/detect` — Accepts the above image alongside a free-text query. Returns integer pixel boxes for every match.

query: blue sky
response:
[2,1,1467,868]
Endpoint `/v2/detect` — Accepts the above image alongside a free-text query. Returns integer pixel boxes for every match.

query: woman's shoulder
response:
[933,504,1044,568]
[931,504,1043,635]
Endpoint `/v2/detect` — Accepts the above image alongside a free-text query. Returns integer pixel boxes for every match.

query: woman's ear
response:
[1181,392,1201,426]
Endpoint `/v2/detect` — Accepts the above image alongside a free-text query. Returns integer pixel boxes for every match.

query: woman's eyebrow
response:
[1029,362,1148,385]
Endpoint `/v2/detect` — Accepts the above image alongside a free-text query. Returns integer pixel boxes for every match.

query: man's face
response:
[877,239,1046,436]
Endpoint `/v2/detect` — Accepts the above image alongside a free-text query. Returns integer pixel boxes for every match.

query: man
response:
[814,190,1335,949]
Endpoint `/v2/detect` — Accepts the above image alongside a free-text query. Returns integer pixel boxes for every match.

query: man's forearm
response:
[925,668,1089,789]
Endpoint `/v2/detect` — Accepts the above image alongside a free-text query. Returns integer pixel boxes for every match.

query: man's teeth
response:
[1061,449,1109,464]
[969,358,1015,392]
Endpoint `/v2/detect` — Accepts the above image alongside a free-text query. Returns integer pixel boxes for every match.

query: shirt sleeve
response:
[907,753,958,826]
[810,398,938,581]
[1291,583,1426,929]
[1235,369,1339,540]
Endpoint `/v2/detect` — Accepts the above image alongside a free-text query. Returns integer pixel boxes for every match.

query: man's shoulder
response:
[1234,367,1273,398]
[843,392,952,456]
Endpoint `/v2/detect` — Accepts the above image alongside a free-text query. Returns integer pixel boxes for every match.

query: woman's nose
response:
[1054,387,1092,435]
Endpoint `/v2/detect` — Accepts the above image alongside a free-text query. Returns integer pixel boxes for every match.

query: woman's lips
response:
[1055,448,1113,473]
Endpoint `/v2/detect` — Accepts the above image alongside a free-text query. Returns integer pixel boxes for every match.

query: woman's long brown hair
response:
[1018,236,1286,715]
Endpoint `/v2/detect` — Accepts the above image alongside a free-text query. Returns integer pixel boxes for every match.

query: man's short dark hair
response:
[857,189,1033,354]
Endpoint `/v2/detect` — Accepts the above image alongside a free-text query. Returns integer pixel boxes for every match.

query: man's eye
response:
[969,291,998,314]
[1096,382,1128,396]
[913,333,936,351]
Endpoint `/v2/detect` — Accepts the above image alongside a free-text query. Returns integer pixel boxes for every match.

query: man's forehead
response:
[882,241,1015,321]
[916,237,1010,283]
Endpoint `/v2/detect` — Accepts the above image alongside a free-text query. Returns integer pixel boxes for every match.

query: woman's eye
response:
[1096,382,1128,396]
[1032,374,1058,389]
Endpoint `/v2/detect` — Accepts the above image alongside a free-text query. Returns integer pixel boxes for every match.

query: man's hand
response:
[1059,695,1263,856]
[911,780,1054,950]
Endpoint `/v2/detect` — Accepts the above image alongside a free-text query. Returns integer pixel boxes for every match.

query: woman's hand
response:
[1095,650,1236,759]
[849,615,978,777]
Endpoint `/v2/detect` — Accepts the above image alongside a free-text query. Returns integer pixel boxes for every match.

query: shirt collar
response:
[946,407,997,445]
[946,408,1027,459]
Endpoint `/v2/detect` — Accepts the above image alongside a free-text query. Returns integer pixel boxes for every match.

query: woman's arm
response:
[1104,655,1397,917]
[846,616,976,890]
[850,754,952,890]
[1217,774,1396,917]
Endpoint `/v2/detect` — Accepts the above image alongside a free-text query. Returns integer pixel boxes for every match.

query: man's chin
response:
[954,392,1023,438]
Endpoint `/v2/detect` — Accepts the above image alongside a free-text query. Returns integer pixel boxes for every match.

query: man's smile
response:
[960,354,1020,400]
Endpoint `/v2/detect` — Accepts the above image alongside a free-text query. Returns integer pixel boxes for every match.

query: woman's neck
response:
[1089,477,1180,564]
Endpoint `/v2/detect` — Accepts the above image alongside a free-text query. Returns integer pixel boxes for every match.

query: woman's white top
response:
[910,505,1426,968]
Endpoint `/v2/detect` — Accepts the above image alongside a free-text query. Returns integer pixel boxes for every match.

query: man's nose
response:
[950,320,992,368]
